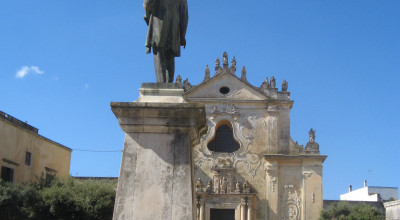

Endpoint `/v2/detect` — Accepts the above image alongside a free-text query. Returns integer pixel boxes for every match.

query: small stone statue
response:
[228,181,234,194]
[143,0,188,83]
[241,66,247,81]
[195,178,203,193]
[220,177,228,194]
[262,77,269,88]
[260,77,269,94]
[305,128,320,151]
[309,129,316,142]
[270,76,276,89]
[175,75,182,85]
[234,181,241,193]
[214,178,220,193]
[203,65,210,81]
[206,180,213,193]
[183,78,192,90]
[215,57,221,72]
[243,180,251,193]
[222,52,229,69]
[230,56,237,74]
[282,80,288,91]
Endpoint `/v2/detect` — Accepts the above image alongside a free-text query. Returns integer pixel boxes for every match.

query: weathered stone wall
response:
[384,200,400,220]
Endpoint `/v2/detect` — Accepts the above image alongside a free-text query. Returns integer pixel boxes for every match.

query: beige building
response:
[0,111,71,184]
[112,52,327,220]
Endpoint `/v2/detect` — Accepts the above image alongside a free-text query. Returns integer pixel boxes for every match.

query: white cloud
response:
[15,66,44,78]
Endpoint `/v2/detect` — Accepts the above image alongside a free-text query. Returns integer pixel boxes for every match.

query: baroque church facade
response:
[111,53,327,220]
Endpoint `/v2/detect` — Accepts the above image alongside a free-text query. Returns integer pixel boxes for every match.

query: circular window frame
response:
[219,86,230,95]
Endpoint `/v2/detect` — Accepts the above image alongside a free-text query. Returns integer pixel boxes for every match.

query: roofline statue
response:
[143,0,188,83]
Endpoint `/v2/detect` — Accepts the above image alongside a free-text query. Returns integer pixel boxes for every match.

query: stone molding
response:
[263,154,327,162]
[111,102,207,145]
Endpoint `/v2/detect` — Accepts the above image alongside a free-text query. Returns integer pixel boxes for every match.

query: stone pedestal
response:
[111,84,206,220]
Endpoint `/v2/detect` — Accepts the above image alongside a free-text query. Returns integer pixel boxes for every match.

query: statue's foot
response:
[146,47,151,54]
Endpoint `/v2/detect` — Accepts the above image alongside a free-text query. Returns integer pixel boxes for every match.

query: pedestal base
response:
[111,84,206,220]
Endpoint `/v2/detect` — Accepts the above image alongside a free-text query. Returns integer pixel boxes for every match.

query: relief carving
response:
[312,193,316,203]
[195,178,203,193]
[243,181,251,193]
[199,167,253,195]
[194,108,267,178]
[282,184,301,220]
[235,181,241,193]
[267,169,278,193]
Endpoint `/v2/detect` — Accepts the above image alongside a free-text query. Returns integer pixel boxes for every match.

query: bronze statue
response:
[143,0,188,83]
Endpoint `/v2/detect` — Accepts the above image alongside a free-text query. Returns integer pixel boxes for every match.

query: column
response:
[199,198,205,220]
[247,199,252,220]
[240,198,247,220]
[266,162,279,220]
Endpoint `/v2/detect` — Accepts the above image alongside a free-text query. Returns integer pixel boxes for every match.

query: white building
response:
[340,181,399,202]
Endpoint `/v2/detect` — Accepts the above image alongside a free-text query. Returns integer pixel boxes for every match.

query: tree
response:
[0,177,116,220]
[320,202,384,220]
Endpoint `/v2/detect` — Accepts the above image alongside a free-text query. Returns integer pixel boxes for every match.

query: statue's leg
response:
[166,53,175,83]
[153,47,166,83]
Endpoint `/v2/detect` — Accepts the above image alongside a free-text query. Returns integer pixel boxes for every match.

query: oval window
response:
[219,87,230,94]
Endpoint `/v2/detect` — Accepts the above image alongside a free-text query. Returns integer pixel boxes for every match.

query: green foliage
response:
[320,202,384,220]
[0,178,116,220]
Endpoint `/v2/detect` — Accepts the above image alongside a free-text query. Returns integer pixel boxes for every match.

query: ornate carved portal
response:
[196,196,254,220]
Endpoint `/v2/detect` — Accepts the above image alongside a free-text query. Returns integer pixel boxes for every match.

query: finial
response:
[282,80,288,91]
[203,65,210,81]
[309,128,316,142]
[222,52,228,69]
[241,66,247,81]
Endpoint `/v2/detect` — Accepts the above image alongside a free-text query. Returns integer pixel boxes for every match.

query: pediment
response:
[185,72,267,101]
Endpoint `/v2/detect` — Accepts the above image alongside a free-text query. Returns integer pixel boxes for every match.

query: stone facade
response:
[112,53,327,220]
[185,53,326,220]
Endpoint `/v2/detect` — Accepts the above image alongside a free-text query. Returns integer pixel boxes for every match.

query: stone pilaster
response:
[266,162,279,220]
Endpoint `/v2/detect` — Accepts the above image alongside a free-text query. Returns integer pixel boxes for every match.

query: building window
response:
[45,173,55,186]
[45,167,57,186]
[1,166,14,182]
[25,151,32,166]
[208,123,240,153]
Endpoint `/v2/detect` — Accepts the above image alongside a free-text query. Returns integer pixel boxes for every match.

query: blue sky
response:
[0,1,399,200]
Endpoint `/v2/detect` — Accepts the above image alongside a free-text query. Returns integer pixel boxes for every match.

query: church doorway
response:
[210,208,235,220]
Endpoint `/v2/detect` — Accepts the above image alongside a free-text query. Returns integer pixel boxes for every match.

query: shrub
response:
[320,202,384,220]
[0,178,116,220]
